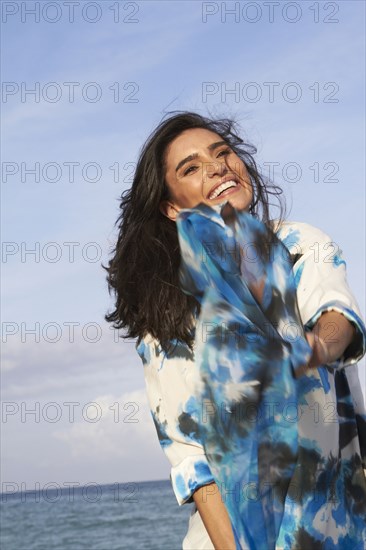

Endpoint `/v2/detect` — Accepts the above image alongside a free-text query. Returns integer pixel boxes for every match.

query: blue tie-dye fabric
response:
[175,203,313,549]
[174,202,366,550]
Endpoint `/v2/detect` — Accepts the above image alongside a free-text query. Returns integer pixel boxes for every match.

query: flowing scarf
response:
[176,202,312,550]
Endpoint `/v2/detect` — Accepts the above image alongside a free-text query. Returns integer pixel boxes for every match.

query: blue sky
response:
[2,1,365,489]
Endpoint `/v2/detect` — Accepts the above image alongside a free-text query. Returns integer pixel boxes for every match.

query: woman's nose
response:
[203,158,228,181]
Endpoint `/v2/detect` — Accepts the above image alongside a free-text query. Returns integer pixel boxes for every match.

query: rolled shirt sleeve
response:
[136,334,214,505]
[277,221,366,369]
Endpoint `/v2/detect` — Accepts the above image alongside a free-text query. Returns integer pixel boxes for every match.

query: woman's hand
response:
[305,331,331,367]
[304,310,356,370]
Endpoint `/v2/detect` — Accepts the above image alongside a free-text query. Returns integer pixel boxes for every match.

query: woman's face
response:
[160,128,253,221]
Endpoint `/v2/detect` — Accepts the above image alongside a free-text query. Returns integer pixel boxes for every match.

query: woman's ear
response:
[159,200,180,221]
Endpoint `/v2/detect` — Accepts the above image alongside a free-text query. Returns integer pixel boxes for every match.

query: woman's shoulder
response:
[273,219,333,249]
[135,332,195,367]
[135,333,162,366]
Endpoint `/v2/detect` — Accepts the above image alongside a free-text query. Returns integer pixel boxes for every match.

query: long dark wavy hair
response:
[103,111,286,354]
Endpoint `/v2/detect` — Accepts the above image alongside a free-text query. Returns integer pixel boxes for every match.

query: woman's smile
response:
[207,177,242,201]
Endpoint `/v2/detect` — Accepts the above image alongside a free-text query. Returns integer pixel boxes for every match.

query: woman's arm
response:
[283,221,366,370]
[305,310,356,370]
[193,482,237,550]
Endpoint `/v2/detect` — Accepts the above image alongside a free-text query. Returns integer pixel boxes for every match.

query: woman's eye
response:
[183,165,197,176]
[217,148,231,157]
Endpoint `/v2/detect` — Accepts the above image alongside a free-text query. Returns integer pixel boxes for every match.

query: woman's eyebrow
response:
[175,153,199,173]
[175,141,228,173]
[208,140,227,150]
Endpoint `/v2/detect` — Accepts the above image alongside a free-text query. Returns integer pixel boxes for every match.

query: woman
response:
[104,112,366,549]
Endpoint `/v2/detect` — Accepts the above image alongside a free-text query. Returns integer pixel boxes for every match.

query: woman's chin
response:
[226,196,251,212]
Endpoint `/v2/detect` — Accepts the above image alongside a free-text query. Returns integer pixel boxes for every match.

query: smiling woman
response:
[103,112,366,550]
[160,128,253,219]
[103,112,285,352]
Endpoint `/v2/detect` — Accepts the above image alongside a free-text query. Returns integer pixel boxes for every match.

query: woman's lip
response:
[209,182,241,201]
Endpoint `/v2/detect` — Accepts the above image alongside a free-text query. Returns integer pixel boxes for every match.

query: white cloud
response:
[53,388,154,460]
[1,329,142,400]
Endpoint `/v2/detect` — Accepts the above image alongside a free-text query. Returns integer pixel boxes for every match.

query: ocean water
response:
[0,479,194,550]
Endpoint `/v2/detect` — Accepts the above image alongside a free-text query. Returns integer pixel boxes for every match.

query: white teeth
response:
[208,180,237,200]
